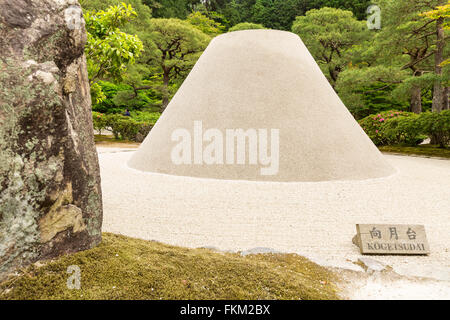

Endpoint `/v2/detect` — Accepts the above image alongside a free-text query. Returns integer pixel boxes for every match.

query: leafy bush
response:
[92,113,153,142]
[381,114,425,146]
[92,81,161,114]
[228,22,265,32]
[109,115,153,142]
[348,83,409,120]
[358,110,415,146]
[129,111,161,124]
[108,116,134,140]
[135,123,153,143]
[92,81,132,113]
[359,110,450,147]
[417,110,450,147]
[92,111,108,135]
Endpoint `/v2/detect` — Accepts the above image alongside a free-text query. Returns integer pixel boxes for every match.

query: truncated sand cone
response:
[128,30,395,182]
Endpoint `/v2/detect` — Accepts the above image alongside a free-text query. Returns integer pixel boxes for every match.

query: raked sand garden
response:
[98,146,450,299]
[1,0,450,305]
[94,31,450,300]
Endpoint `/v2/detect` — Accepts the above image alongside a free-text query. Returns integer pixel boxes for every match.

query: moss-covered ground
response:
[0,233,339,300]
[379,145,450,159]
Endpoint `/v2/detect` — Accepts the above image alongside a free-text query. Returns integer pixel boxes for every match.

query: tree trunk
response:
[161,71,170,112]
[411,86,422,114]
[432,17,445,113]
[161,96,169,111]
[443,87,449,110]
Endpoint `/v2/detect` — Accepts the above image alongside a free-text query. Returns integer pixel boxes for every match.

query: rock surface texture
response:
[0,0,102,280]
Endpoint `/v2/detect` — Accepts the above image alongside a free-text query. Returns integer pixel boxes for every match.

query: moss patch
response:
[379,145,450,159]
[0,233,339,300]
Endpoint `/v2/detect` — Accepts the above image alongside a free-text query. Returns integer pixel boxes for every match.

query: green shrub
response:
[346,83,409,120]
[130,111,161,125]
[93,113,153,142]
[358,110,415,146]
[92,112,108,135]
[359,110,450,147]
[92,81,161,114]
[229,22,265,32]
[381,114,425,146]
[113,118,140,141]
[91,81,131,114]
[135,123,153,143]
[417,110,450,147]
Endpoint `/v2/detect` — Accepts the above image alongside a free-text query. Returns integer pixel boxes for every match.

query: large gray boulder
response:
[0,0,102,279]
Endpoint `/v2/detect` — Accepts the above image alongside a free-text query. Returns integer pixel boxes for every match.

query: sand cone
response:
[128,30,395,182]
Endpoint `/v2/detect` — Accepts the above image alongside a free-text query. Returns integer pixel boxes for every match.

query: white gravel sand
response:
[129,30,394,182]
[98,147,450,299]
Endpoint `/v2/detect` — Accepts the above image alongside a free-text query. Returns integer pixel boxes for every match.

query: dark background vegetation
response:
[81,0,449,148]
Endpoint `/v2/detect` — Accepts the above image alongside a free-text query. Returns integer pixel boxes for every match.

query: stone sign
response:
[353,224,430,255]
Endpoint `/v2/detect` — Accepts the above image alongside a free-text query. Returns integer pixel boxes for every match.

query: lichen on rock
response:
[0,0,102,280]
[38,182,87,243]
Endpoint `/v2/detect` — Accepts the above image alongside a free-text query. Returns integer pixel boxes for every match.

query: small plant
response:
[417,110,450,147]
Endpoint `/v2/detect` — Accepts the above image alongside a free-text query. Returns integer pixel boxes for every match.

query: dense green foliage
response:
[84,3,144,103]
[228,22,265,31]
[292,7,367,87]
[417,110,450,147]
[331,0,449,116]
[91,81,161,114]
[359,110,450,147]
[203,0,372,30]
[187,11,226,35]
[151,0,200,19]
[358,111,418,146]
[140,18,211,110]
[92,112,158,142]
[80,0,448,143]
[381,113,425,146]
